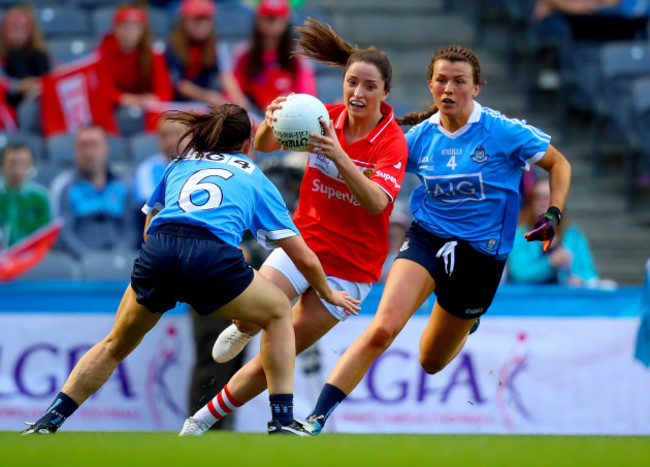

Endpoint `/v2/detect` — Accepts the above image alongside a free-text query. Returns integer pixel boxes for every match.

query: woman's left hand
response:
[307,119,345,164]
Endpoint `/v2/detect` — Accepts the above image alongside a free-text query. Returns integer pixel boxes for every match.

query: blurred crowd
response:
[2,0,642,289]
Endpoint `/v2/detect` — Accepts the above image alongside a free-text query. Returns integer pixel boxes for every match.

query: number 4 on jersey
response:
[446,156,457,170]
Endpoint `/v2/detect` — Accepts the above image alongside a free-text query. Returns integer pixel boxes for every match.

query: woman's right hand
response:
[318,289,361,317]
[264,94,292,128]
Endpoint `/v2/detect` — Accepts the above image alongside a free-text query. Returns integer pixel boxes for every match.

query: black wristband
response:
[546,206,562,225]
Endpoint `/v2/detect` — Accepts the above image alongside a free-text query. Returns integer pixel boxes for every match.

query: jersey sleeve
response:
[368,131,408,203]
[251,175,300,249]
[142,163,173,215]
[494,116,551,171]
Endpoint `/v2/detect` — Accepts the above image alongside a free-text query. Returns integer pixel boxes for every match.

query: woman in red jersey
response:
[97,3,173,110]
[179,18,408,435]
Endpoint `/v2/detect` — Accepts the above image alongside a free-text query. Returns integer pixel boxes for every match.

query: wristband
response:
[546,206,562,225]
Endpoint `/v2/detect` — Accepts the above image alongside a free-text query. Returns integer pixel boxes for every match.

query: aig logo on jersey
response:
[423,173,485,203]
[471,146,489,163]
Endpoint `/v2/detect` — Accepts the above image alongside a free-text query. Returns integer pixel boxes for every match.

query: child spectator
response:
[0,142,51,247]
[232,0,316,111]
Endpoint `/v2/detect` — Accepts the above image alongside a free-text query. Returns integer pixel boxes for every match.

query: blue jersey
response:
[143,152,299,248]
[406,101,550,258]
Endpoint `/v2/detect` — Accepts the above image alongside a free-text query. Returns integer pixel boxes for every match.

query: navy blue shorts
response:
[395,222,506,319]
[131,224,254,315]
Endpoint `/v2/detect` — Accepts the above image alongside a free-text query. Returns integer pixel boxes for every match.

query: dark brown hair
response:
[165,104,251,159]
[396,44,484,126]
[295,18,392,91]
[168,17,217,71]
[247,17,294,78]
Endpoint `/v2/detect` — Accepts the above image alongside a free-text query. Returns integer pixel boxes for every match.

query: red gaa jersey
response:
[293,102,408,282]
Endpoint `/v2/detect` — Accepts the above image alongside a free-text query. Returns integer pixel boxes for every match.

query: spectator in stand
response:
[508,178,613,288]
[51,125,134,259]
[165,0,250,109]
[0,142,51,248]
[232,0,316,112]
[97,3,173,111]
[0,3,50,109]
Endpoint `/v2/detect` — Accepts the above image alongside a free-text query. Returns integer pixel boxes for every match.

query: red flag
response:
[0,219,63,282]
[40,53,117,138]
[0,77,17,132]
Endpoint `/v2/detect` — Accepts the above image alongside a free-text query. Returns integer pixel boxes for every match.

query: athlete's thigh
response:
[260,264,300,301]
[214,270,290,325]
[106,285,162,351]
[370,258,436,333]
[419,300,476,363]
[292,289,340,354]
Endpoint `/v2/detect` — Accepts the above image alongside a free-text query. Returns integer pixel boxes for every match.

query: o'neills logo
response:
[276,129,310,149]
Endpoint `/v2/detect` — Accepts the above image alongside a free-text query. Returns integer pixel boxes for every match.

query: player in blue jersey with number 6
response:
[21,104,359,436]
[303,45,572,434]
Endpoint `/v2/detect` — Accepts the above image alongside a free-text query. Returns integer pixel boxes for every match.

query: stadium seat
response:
[70,0,123,9]
[38,6,90,38]
[291,6,332,29]
[81,250,138,280]
[215,2,255,42]
[19,251,82,281]
[16,97,42,134]
[0,131,45,162]
[129,132,160,164]
[591,42,650,174]
[33,159,70,188]
[623,76,650,209]
[48,37,97,66]
[115,106,145,138]
[316,74,343,106]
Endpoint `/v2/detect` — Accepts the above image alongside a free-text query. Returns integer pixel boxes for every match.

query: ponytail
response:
[165,104,251,160]
[396,104,438,126]
[295,18,392,90]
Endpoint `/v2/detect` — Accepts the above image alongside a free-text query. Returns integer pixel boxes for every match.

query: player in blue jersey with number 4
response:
[21,104,359,436]
[303,45,572,434]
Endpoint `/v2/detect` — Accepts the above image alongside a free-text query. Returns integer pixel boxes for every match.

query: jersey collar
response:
[429,100,482,138]
[333,101,395,145]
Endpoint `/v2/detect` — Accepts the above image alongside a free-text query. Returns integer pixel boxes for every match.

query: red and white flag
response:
[40,53,117,138]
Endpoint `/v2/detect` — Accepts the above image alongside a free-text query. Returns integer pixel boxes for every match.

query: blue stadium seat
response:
[33,159,70,188]
[291,7,332,29]
[623,76,650,209]
[0,131,45,162]
[38,6,90,38]
[48,37,97,65]
[19,251,82,281]
[16,96,41,134]
[70,0,123,9]
[591,42,650,174]
[316,74,343,105]
[81,250,138,280]
[115,106,145,138]
[215,2,254,42]
[129,132,160,164]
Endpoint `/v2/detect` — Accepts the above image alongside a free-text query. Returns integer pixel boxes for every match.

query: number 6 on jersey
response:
[179,168,234,212]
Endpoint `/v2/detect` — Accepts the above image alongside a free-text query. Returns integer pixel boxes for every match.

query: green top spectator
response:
[0,142,51,247]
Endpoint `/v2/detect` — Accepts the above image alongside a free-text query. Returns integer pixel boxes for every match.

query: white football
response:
[272,94,330,151]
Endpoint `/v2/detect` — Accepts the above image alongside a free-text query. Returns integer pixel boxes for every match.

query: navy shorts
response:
[131,224,254,315]
[395,222,506,319]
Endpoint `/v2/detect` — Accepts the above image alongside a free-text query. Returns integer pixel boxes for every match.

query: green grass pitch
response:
[1,432,649,466]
